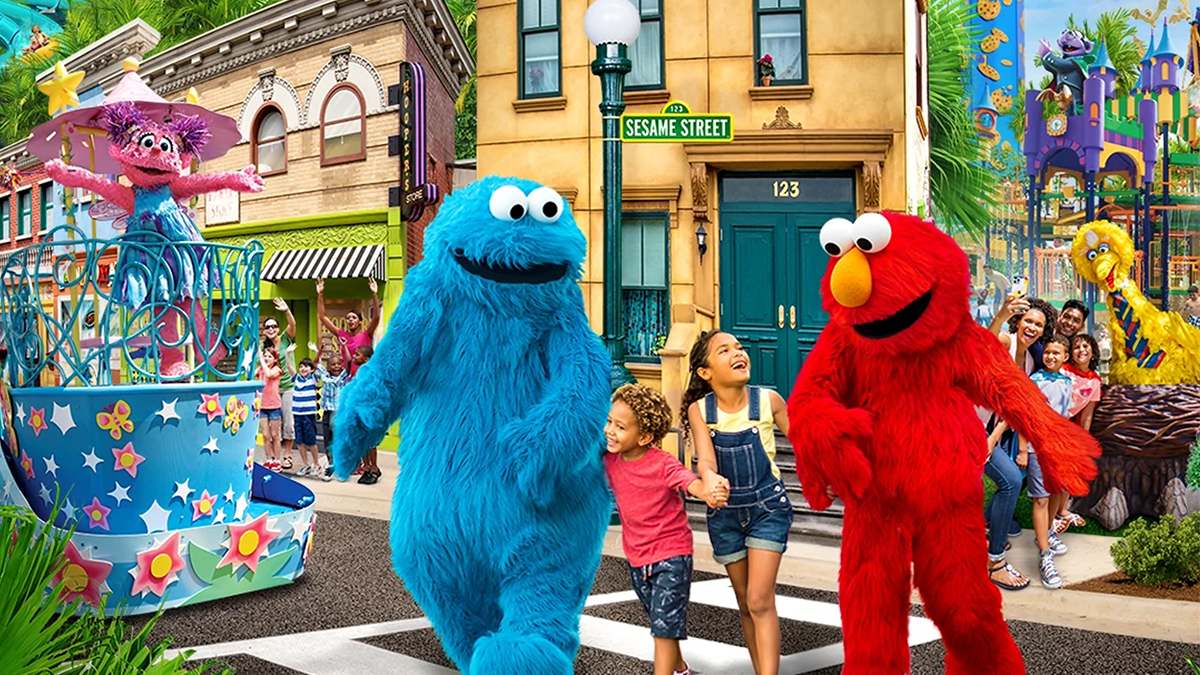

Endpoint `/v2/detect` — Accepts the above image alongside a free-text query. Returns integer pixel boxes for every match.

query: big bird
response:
[1071,220,1200,385]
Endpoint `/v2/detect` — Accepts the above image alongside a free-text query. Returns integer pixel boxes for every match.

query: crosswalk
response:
[169,578,942,674]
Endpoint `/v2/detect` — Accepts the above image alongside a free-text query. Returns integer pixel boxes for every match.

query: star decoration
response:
[38,61,86,116]
[218,513,279,573]
[223,485,235,503]
[55,541,112,608]
[108,482,131,506]
[289,517,308,545]
[81,448,102,472]
[191,490,217,521]
[154,398,181,424]
[112,442,145,477]
[18,450,34,479]
[15,402,24,424]
[234,494,248,521]
[171,479,194,504]
[83,496,111,531]
[61,498,77,522]
[139,500,171,533]
[38,483,52,505]
[213,508,226,524]
[43,455,59,477]
[50,403,76,435]
[197,393,223,423]
[130,533,185,598]
[201,437,220,455]
[28,407,48,436]
[186,87,200,104]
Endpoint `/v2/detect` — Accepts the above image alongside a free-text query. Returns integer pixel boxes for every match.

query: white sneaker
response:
[1048,530,1068,556]
[296,465,312,477]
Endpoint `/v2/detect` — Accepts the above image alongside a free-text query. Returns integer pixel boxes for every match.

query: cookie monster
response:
[332,176,611,674]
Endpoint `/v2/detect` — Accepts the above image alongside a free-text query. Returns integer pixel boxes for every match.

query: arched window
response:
[252,105,287,176]
[321,85,366,165]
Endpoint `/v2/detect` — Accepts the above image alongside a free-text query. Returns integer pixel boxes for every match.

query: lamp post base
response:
[609,360,636,390]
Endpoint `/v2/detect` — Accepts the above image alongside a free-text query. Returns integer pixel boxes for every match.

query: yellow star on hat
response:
[38,62,85,116]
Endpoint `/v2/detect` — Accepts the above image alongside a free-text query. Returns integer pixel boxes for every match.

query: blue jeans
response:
[985,444,1023,558]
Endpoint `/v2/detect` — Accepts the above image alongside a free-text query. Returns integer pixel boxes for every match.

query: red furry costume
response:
[787,212,1099,674]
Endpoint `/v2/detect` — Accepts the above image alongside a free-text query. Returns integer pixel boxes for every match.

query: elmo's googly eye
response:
[1087,250,1099,261]
[851,212,892,253]
[527,187,563,223]
[489,185,528,221]
[819,218,855,257]
[138,134,155,149]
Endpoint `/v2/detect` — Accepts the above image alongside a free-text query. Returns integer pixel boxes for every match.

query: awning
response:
[261,245,386,282]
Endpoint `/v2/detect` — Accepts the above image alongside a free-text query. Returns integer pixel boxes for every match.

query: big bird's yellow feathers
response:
[1071,220,1200,385]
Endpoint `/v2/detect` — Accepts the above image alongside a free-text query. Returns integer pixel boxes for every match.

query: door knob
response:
[777,305,784,328]
[789,305,797,329]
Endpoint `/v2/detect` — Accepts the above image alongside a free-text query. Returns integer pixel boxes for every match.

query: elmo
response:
[787,212,1099,674]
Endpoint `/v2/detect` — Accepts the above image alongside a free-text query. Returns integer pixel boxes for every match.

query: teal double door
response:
[718,173,856,399]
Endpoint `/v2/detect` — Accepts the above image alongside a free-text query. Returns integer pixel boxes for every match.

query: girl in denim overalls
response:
[681,331,793,675]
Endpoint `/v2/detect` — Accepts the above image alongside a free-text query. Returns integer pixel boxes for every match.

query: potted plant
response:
[758,54,775,86]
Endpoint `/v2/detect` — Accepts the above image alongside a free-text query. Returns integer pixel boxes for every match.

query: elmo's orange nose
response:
[831,248,872,307]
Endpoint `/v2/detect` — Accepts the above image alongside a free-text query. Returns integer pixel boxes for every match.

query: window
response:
[519,0,560,98]
[755,0,807,85]
[321,85,365,165]
[0,194,9,241]
[39,182,53,233]
[16,189,31,238]
[627,0,663,90]
[253,106,287,175]
[621,213,669,362]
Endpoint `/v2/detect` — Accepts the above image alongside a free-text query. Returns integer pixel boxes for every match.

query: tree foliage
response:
[446,0,476,160]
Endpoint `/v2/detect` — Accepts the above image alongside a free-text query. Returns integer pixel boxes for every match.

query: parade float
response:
[1021,16,1200,529]
[0,58,316,615]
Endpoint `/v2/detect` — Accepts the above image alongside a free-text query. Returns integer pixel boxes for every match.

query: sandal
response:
[1061,511,1086,528]
[989,560,1030,591]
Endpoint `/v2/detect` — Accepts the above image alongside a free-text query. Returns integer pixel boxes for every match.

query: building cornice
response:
[141,0,472,98]
[684,129,894,167]
[35,19,161,91]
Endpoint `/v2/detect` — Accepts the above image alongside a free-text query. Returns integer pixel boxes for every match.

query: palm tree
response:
[446,0,476,159]
[927,0,997,235]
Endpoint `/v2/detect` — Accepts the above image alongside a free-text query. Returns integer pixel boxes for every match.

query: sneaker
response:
[1039,550,1063,589]
[296,465,311,477]
[266,460,281,472]
[321,467,334,482]
[1047,530,1068,556]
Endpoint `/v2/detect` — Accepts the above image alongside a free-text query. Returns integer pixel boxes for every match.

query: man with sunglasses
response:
[262,298,297,470]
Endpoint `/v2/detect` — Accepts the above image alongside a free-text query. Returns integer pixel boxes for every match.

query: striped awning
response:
[261,245,386,282]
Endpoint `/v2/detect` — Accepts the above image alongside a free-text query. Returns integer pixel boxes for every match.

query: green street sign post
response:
[620,101,734,143]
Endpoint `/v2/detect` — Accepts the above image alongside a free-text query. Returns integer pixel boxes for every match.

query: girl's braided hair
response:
[678,330,721,445]
[611,384,673,445]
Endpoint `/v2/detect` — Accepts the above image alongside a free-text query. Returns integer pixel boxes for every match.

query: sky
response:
[1022,0,1196,86]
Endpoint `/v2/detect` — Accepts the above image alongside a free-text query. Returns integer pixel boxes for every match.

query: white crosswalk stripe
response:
[168,579,942,674]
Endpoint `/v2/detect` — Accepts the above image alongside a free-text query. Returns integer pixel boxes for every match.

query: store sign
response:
[205,189,240,225]
[620,101,734,143]
[399,62,440,221]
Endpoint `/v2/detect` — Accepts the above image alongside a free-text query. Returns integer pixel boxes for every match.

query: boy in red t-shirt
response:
[604,384,728,675]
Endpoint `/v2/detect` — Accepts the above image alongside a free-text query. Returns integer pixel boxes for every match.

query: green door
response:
[718,173,855,398]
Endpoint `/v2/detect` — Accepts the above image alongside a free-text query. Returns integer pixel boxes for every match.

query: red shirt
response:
[604,448,698,567]
[338,329,372,376]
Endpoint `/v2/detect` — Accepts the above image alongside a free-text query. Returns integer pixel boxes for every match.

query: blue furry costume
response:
[332,176,612,674]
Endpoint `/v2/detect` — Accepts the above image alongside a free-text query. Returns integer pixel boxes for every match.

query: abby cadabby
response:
[46,100,262,378]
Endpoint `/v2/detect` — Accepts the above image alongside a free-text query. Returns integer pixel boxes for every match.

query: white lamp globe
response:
[584,0,641,47]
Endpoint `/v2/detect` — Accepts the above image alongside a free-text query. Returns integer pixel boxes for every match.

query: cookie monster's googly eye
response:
[851,212,892,253]
[1087,250,1098,261]
[527,187,563,223]
[138,133,155,149]
[489,185,529,221]
[819,217,855,257]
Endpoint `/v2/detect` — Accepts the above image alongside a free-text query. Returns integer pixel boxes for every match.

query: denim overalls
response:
[703,387,793,565]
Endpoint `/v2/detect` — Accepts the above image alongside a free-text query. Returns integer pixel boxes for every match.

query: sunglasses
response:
[264,324,279,329]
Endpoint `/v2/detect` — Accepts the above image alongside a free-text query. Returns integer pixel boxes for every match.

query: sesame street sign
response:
[620,101,734,143]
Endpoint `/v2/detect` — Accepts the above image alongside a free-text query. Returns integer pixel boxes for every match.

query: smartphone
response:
[1010,275,1028,298]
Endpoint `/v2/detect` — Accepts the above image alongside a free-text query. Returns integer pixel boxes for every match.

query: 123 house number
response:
[772,180,801,198]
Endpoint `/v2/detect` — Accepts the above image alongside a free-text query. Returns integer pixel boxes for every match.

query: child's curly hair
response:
[612,384,673,446]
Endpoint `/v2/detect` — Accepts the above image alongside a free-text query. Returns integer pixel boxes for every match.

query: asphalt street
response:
[137,512,1200,674]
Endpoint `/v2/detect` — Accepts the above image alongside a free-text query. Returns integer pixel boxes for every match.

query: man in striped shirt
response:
[285,346,322,477]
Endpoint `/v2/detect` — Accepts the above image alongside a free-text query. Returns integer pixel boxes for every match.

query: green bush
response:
[1187,435,1200,490]
[1111,513,1200,587]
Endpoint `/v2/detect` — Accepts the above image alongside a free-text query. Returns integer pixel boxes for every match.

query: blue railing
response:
[0,226,263,387]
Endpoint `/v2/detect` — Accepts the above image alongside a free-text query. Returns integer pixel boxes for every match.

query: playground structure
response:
[1009,17,1200,309]
[0,58,315,615]
[0,0,67,66]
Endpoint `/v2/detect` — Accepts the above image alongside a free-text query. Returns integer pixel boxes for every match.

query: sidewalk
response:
[290,449,1200,645]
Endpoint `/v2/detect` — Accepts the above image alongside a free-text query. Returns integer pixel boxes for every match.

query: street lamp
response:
[586,0,640,389]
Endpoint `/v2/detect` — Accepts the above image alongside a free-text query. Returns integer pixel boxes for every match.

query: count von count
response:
[623,116,730,139]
